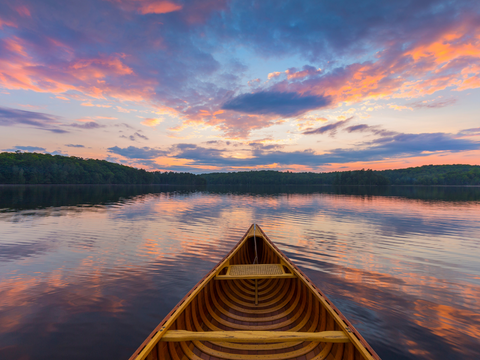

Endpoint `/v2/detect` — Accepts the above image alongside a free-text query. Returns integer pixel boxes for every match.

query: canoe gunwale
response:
[128,224,381,360]
[257,226,380,360]
[128,226,252,360]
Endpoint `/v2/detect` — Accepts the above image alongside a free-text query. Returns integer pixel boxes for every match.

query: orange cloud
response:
[0,36,155,103]
[280,21,480,111]
[268,72,282,79]
[138,1,182,14]
[141,117,163,127]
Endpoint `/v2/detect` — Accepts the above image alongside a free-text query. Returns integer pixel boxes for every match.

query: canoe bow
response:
[129,224,380,360]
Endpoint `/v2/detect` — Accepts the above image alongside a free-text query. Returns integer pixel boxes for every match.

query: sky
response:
[0,0,479,173]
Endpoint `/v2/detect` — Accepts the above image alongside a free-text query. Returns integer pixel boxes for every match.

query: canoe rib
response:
[129,224,381,360]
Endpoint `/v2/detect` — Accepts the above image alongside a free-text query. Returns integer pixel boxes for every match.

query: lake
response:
[0,185,479,360]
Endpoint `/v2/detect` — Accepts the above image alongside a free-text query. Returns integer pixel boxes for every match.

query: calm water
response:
[0,185,479,360]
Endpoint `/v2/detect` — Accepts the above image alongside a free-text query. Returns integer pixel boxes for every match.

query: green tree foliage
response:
[201,170,338,185]
[379,165,480,185]
[201,165,480,186]
[0,152,205,185]
[333,169,390,185]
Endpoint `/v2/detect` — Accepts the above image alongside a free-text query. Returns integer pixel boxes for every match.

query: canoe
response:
[129,224,380,360]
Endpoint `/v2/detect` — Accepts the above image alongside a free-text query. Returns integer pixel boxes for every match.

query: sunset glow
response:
[0,0,479,172]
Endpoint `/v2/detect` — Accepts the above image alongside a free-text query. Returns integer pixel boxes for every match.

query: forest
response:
[201,165,480,185]
[0,152,205,185]
[202,169,389,185]
[1,152,479,186]
[379,164,480,185]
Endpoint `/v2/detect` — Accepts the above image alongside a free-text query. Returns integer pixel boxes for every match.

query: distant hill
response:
[201,165,480,186]
[0,152,205,185]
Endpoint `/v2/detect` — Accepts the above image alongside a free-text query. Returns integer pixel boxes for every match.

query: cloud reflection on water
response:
[0,185,479,359]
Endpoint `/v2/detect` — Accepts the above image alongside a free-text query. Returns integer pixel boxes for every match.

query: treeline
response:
[379,165,480,185]
[1,152,479,186]
[201,170,338,185]
[201,169,389,185]
[201,165,480,186]
[0,152,205,185]
[333,169,389,185]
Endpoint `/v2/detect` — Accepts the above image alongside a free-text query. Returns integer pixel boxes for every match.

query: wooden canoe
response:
[129,224,380,360]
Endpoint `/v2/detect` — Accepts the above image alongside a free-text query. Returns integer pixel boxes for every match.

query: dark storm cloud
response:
[222,91,331,116]
[107,146,167,159]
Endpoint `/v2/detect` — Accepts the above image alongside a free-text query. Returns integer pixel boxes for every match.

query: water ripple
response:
[0,186,479,359]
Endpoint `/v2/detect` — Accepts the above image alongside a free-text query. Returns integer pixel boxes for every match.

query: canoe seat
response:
[215,264,296,280]
[161,330,350,343]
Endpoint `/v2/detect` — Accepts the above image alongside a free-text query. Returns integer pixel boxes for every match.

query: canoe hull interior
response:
[130,225,380,360]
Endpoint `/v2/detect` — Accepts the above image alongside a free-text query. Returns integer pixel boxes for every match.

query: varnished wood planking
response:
[129,224,380,360]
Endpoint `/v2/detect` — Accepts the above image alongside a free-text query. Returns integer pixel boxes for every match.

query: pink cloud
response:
[0,18,17,29]
[272,18,480,109]
[268,72,282,79]
[138,1,182,14]
[285,66,320,80]
[0,36,156,102]
[16,6,31,17]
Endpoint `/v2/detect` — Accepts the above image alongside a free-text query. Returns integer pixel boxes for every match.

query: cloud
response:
[107,146,166,159]
[248,78,261,86]
[332,133,480,162]
[69,122,104,129]
[169,132,480,168]
[408,98,458,109]
[138,1,182,15]
[49,150,68,156]
[140,118,162,127]
[4,146,46,152]
[0,0,478,139]
[222,91,331,117]
[65,144,85,148]
[457,127,480,137]
[344,123,397,137]
[122,132,150,141]
[285,65,321,80]
[134,132,148,140]
[302,117,353,136]
[0,106,68,133]
[268,72,282,79]
[94,116,117,120]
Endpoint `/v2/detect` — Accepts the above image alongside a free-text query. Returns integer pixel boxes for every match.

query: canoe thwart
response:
[215,264,296,280]
[160,330,350,343]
